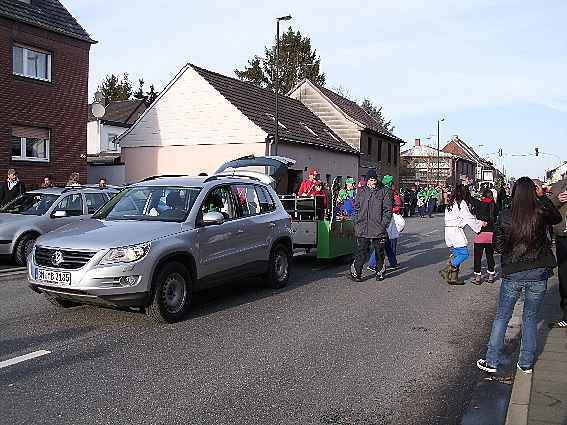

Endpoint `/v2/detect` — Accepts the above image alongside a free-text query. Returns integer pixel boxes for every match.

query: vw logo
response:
[51,251,64,267]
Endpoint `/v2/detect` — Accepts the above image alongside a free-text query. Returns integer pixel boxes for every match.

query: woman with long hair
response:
[477,177,562,374]
[440,183,485,284]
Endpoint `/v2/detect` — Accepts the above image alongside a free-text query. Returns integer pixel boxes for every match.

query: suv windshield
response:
[93,186,201,222]
[0,193,58,216]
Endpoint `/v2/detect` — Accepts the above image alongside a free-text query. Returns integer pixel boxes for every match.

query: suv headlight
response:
[100,243,150,265]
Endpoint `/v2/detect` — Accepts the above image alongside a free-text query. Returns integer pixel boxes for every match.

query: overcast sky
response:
[67,0,567,179]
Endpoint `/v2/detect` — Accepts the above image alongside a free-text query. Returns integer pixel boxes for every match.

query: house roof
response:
[190,64,357,155]
[401,144,456,158]
[444,137,484,164]
[0,0,95,43]
[311,83,403,143]
[88,99,148,126]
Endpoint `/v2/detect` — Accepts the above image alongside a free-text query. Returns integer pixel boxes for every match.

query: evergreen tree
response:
[133,78,145,100]
[360,98,395,133]
[235,27,325,94]
[97,73,133,105]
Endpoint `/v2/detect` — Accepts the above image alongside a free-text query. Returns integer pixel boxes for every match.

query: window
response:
[53,194,84,217]
[387,143,392,164]
[378,140,382,161]
[231,184,260,217]
[368,136,373,156]
[201,186,238,220]
[108,134,120,151]
[394,145,398,165]
[85,193,109,214]
[13,45,52,81]
[11,126,50,162]
[256,186,276,213]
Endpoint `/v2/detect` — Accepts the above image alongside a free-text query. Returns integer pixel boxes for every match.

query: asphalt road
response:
[0,215,501,425]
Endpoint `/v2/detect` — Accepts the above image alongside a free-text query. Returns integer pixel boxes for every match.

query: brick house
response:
[0,0,95,187]
[288,80,405,181]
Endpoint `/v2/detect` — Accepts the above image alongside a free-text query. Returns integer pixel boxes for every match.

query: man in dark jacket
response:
[350,169,393,282]
[550,179,567,328]
[0,169,26,207]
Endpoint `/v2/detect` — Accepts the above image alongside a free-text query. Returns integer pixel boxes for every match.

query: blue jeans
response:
[485,268,549,369]
[369,238,398,269]
[449,247,469,267]
[427,199,436,217]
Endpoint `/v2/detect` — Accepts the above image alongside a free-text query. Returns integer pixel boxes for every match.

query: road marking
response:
[423,230,440,236]
[0,350,51,369]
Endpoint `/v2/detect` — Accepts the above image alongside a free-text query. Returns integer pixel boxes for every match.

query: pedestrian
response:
[417,187,428,218]
[297,168,319,196]
[0,169,26,207]
[471,188,499,285]
[41,175,54,188]
[403,186,414,217]
[67,172,81,187]
[439,183,485,285]
[98,177,107,190]
[337,177,356,217]
[477,177,562,374]
[350,169,392,282]
[427,185,439,218]
[436,186,444,213]
[549,178,567,328]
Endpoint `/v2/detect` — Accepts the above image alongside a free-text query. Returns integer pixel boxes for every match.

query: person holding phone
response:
[550,179,567,328]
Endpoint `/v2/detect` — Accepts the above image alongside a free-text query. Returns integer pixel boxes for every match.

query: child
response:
[440,184,485,285]
[471,188,499,285]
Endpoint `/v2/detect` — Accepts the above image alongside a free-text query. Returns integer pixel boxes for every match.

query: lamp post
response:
[274,14,292,156]
[437,118,445,185]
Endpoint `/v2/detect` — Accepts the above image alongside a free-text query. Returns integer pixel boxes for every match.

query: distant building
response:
[0,0,96,186]
[118,64,359,192]
[288,80,404,181]
[401,138,475,187]
[546,162,567,184]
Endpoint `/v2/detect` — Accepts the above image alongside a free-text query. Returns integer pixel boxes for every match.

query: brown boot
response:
[439,264,451,280]
[472,274,483,285]
[447,265,465,285]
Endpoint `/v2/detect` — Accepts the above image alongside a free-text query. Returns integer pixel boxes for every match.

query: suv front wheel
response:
[146,262,193,323]
[265,243,291,289]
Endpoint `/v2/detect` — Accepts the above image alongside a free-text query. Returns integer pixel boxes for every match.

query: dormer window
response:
[265,113,287,130]
[13,44,52,82]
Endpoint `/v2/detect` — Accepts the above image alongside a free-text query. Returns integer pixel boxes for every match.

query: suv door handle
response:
[236,229,245,234]
[269,223,276,228]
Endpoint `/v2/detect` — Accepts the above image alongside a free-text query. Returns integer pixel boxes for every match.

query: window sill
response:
[12,73,53,86]
[11,157,50,163]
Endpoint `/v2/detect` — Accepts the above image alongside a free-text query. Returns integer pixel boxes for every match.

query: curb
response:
[504,367,532,425]
[0,268,27,278]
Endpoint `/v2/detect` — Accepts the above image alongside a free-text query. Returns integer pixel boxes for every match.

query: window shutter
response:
[12,126,50,139]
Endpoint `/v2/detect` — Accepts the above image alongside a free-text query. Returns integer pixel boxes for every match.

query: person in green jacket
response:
[417,187,428,218]
[426,185,439,218]
[337,177,356,217]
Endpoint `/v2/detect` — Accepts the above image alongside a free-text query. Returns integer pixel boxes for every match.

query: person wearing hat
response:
[297,168,319,196]
[369,175,401,271]
[350,169,393,282]
[338,177,356,217]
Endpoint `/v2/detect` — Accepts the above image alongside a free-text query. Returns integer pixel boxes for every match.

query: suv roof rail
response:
[203,174,263,184]
[140,175,189,182]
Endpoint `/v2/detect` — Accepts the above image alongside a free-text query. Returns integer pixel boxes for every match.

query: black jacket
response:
[494,195,562,276]
[0,180,26,207]
[470,198,499,233]
[354,184,392,239]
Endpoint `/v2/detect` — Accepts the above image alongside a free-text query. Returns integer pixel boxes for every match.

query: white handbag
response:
[393,213,405,233]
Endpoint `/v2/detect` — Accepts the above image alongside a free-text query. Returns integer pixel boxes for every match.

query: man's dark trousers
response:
[353,237,386,277]
[555,236,567,320]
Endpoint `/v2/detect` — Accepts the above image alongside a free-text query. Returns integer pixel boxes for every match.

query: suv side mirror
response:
[202,211,224,226]
[52,210,67,218]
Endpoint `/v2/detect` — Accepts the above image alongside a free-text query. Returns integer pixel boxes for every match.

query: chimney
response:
[415,138,421,146]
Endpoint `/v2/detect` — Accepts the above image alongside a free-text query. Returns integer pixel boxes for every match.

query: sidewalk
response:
[506,278,567,425]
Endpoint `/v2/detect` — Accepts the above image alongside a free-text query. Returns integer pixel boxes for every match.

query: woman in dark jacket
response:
[477,177,562,374]
[471,188,499,284]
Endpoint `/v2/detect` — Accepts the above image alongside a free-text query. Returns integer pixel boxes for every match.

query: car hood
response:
[36,219,184,251]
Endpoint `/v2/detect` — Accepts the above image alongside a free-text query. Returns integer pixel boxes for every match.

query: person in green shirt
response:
[417,187,428,218]
[337,177,356,216]
[426,185,439,217]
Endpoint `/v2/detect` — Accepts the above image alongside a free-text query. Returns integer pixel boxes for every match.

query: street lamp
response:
[437,118,445,185]
[274,14,292,156]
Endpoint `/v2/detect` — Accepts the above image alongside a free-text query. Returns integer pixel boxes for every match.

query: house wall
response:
[289,83,362,150]
[0,17,90,187]
[277,142,358,193]
[119,66,267,148]
[87,164,126,186]
[122,143,266,184]
[359,131,399,181]
[87,121,127,154]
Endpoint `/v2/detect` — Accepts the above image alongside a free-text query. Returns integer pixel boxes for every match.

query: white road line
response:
[423,230,440,236]
[0,350,51,369]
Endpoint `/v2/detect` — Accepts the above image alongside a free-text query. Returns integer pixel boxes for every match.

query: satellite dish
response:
[92,102,106,119]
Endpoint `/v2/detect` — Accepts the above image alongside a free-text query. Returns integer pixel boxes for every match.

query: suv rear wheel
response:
[265,243,291,289]
[146,262,192,323]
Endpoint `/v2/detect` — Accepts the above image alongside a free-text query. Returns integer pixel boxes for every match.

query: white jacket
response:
[444,201,483,248]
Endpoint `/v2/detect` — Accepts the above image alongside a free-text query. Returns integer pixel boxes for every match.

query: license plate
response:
[36,268,71,285]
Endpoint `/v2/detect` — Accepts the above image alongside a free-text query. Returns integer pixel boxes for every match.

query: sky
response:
[66,0,567,179]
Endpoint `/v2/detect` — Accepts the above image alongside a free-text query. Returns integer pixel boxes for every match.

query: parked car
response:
[0,186,118,265]
[28,160,293,323]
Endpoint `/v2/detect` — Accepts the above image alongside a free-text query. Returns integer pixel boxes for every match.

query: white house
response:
[86,99,147,185]
[118,64,359,192]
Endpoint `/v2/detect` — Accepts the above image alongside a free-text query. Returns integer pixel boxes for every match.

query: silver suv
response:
[0,186,117,265]
[28,158,293,323]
